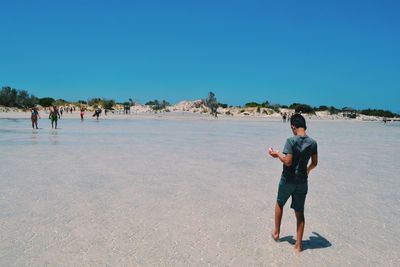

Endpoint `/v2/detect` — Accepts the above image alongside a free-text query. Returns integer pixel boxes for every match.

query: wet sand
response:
[0,114,399,266]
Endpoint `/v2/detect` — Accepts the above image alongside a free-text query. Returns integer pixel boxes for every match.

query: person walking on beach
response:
[268,113,318,252]
[30,107,40,129]
[49,106,61,129]
[80,107,85,121]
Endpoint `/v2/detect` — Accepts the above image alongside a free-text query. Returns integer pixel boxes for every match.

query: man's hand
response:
[307,153,318,175]
[268,147,293,167]
[268,148,280,158]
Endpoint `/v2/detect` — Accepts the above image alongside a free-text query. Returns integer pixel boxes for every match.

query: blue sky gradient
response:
[1,0,399,111]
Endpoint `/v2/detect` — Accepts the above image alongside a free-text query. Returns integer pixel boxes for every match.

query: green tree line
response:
[0,86,38,108]
[145,99,170,111]
[242,101,398,117]
[0,86,119,110]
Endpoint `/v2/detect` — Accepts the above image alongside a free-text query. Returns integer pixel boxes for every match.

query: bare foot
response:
[271,230,279,242]
[294,244,302,253]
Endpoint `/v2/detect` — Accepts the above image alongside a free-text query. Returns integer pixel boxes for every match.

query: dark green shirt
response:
[281,135,317,184]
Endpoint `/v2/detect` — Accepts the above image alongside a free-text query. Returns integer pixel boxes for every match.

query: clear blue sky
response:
[1,0,399,111]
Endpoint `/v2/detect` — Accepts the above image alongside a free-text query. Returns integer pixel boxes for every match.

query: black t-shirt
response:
[281,135,317,184]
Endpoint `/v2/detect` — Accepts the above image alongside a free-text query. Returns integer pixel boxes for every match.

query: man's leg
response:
[272,202,283,241]
[294,211,305,252]
[291,182,307,252]
[273,180,292,241]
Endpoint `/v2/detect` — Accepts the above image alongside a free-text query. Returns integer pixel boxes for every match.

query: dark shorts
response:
[276,179,308,212]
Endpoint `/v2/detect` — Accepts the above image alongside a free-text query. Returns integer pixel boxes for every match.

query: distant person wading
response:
[80,108,85,121]
[30,107,40,129]
[49,106,61,129]
[92,108,102,120]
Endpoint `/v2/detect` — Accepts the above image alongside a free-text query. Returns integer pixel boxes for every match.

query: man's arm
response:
[269,149,293,167]
[307,153,318,175]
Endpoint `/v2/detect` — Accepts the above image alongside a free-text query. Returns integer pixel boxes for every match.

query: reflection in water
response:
[49,130,60,145]
[5,118,19,122]
[386,122,400,127]
[31,129,39,145]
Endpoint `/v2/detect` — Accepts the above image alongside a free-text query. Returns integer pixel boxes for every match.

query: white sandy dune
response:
[0,114,399,266]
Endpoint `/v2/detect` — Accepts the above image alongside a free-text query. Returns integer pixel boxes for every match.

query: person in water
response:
[92,108,101,120]
[282,112,287,123]
[49,106,61,129]
[30,107,40,129]
[268,113,318,252]
[80,107,85,121]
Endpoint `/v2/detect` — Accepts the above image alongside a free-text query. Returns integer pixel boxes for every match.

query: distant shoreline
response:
[0,109,395,123]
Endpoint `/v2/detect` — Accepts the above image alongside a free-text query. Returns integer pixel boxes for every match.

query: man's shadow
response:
[279,232,332,251]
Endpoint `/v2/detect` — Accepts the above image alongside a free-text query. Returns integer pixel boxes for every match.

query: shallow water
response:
[0,117,399,266]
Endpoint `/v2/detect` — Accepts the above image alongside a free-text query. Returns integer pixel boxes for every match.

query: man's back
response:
[282,136,317,183]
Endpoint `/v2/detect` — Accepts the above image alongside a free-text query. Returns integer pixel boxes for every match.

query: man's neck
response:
[295,128,306,137]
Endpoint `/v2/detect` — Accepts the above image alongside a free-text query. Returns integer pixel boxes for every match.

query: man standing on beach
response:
[268,113,318,252]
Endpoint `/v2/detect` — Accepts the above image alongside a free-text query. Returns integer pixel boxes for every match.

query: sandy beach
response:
[0,112,399,266]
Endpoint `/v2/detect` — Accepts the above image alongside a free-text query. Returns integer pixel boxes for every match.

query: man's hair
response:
[290,113,307,129]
